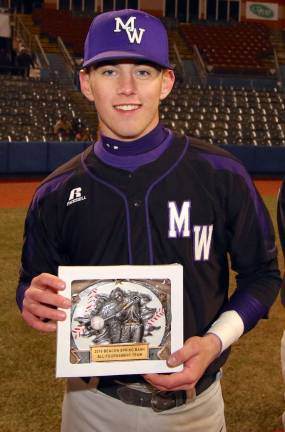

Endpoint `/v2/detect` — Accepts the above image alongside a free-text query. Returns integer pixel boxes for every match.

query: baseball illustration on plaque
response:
[56,265,183,377]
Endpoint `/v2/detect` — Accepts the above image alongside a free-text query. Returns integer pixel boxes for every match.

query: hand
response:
[22,273,71,332]
[144,334,221,391]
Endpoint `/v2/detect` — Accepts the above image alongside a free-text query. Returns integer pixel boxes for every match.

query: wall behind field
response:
[0,141,89,175]
[0,141,284,177]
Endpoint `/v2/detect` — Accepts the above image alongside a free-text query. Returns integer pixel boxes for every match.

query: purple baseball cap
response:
[83,9,172,69]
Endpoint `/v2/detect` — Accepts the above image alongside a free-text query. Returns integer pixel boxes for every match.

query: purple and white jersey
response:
[17,131,280,376]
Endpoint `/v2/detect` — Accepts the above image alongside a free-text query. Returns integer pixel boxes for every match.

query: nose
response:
[117,71,136,96]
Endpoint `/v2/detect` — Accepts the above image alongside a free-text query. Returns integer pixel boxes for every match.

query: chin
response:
[115,129,145,141]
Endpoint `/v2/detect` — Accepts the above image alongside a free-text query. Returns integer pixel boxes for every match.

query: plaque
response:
[56,264,183,377]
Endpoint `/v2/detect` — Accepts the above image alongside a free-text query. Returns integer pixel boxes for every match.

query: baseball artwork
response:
[56,265,183,377]
[71,279,170,364]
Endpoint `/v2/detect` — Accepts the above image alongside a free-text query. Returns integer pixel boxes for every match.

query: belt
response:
[97,373,216,412]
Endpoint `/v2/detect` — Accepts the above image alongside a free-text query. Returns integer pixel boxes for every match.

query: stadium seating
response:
[29,8,277,80]
[32,8,93,56]
[0,75,95,142]
[3,8,285,149]
[180,22,274,76]
[160,83,285,147]
[1,73,284,147]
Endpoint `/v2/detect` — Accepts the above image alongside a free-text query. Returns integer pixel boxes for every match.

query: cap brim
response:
[83,50,173,69]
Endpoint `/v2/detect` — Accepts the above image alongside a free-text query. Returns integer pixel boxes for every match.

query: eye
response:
[134,66,160,79]
[103,69,116,77]
[100,67,118,77]
[136,69,151,78]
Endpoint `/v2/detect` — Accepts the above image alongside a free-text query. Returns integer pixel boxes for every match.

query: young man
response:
[17,9,280,432]
[278,180,285,271]
[277,179,285,429]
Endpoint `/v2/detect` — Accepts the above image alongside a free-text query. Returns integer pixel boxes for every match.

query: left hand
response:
[143,334,221,391]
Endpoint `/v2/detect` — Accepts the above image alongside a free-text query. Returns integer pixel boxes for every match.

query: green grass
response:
[0,209,64,432]
[223,196,285,432]
[0,197,284,432]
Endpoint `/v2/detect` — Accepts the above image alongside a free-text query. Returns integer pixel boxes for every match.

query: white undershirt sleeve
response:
[206,310,245,353]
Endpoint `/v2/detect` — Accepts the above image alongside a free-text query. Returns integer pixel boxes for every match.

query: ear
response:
[79,70,95,102]
[160,69,175,101]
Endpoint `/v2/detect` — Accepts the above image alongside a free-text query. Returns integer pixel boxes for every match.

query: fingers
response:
[24,298,68,321]
[22,273,71,333]
[22,309,57,332]
[143,340,198,391]
[167,337,200,368]
[144,336,221,391]
[31,273,66,292]
[144,370,197,391]
[24,285,71,310]
[166,335,220,368]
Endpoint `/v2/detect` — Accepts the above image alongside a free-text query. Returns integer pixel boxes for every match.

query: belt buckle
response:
[150,391,175,412]
[150,390,185,412]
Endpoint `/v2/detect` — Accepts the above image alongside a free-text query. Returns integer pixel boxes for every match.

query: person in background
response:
[75,125,91,141]
[53,115,72,140]
[277,179,285,430]
[16,47,34,77]
[0,48,11,74]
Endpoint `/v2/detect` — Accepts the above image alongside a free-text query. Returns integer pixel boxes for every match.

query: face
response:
[80,62,175,141]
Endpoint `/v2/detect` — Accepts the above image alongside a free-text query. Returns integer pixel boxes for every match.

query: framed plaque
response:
[56,264,183,377]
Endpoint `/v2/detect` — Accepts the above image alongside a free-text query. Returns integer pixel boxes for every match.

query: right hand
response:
[22,273,71,332]
[144,334,221,391]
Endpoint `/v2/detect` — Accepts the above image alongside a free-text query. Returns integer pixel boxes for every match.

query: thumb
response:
[167,337,200,367]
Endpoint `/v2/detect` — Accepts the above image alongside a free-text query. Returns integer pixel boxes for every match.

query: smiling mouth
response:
[114,104,141,111]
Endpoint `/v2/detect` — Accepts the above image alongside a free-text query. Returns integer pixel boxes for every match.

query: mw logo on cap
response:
[114,16,145,44]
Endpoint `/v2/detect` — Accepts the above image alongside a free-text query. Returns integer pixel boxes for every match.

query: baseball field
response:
[0,179,284,432]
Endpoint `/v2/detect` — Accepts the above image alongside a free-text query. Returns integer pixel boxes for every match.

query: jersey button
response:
[128,173,132,179]
[133,200,142,207]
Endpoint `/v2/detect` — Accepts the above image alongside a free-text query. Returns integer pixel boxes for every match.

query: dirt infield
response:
[254,179,282,196]
[0,179,42,208]
[0,178,282,208]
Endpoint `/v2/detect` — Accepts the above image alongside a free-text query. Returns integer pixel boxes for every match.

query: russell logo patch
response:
[67,187,86,207]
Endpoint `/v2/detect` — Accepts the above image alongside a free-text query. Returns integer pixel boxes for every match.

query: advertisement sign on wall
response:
[246,2,279,20]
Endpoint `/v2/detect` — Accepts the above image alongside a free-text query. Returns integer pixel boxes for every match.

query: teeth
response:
[115,105,140,111]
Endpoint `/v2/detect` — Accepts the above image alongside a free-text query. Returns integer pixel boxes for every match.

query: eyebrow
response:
[90,61,162,70]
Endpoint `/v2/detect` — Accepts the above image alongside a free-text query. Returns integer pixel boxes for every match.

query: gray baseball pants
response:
[61,376,226,432]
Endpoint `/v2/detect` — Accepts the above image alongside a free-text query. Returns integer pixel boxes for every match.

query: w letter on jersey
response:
[193,225,213,261]
[168,201,191,238]
[114,16,145,44]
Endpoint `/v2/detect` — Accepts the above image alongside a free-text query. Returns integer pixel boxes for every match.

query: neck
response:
[94,123,173,172]
[100,124,167,156]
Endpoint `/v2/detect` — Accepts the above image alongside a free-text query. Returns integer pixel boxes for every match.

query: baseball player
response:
[277,179,285,429]
[17,9,280,432]
[278,179,285,297]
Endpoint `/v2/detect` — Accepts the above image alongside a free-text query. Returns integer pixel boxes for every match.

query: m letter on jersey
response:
[168,201,191,238]
[193,225,213,261]
[114,16,145,44]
